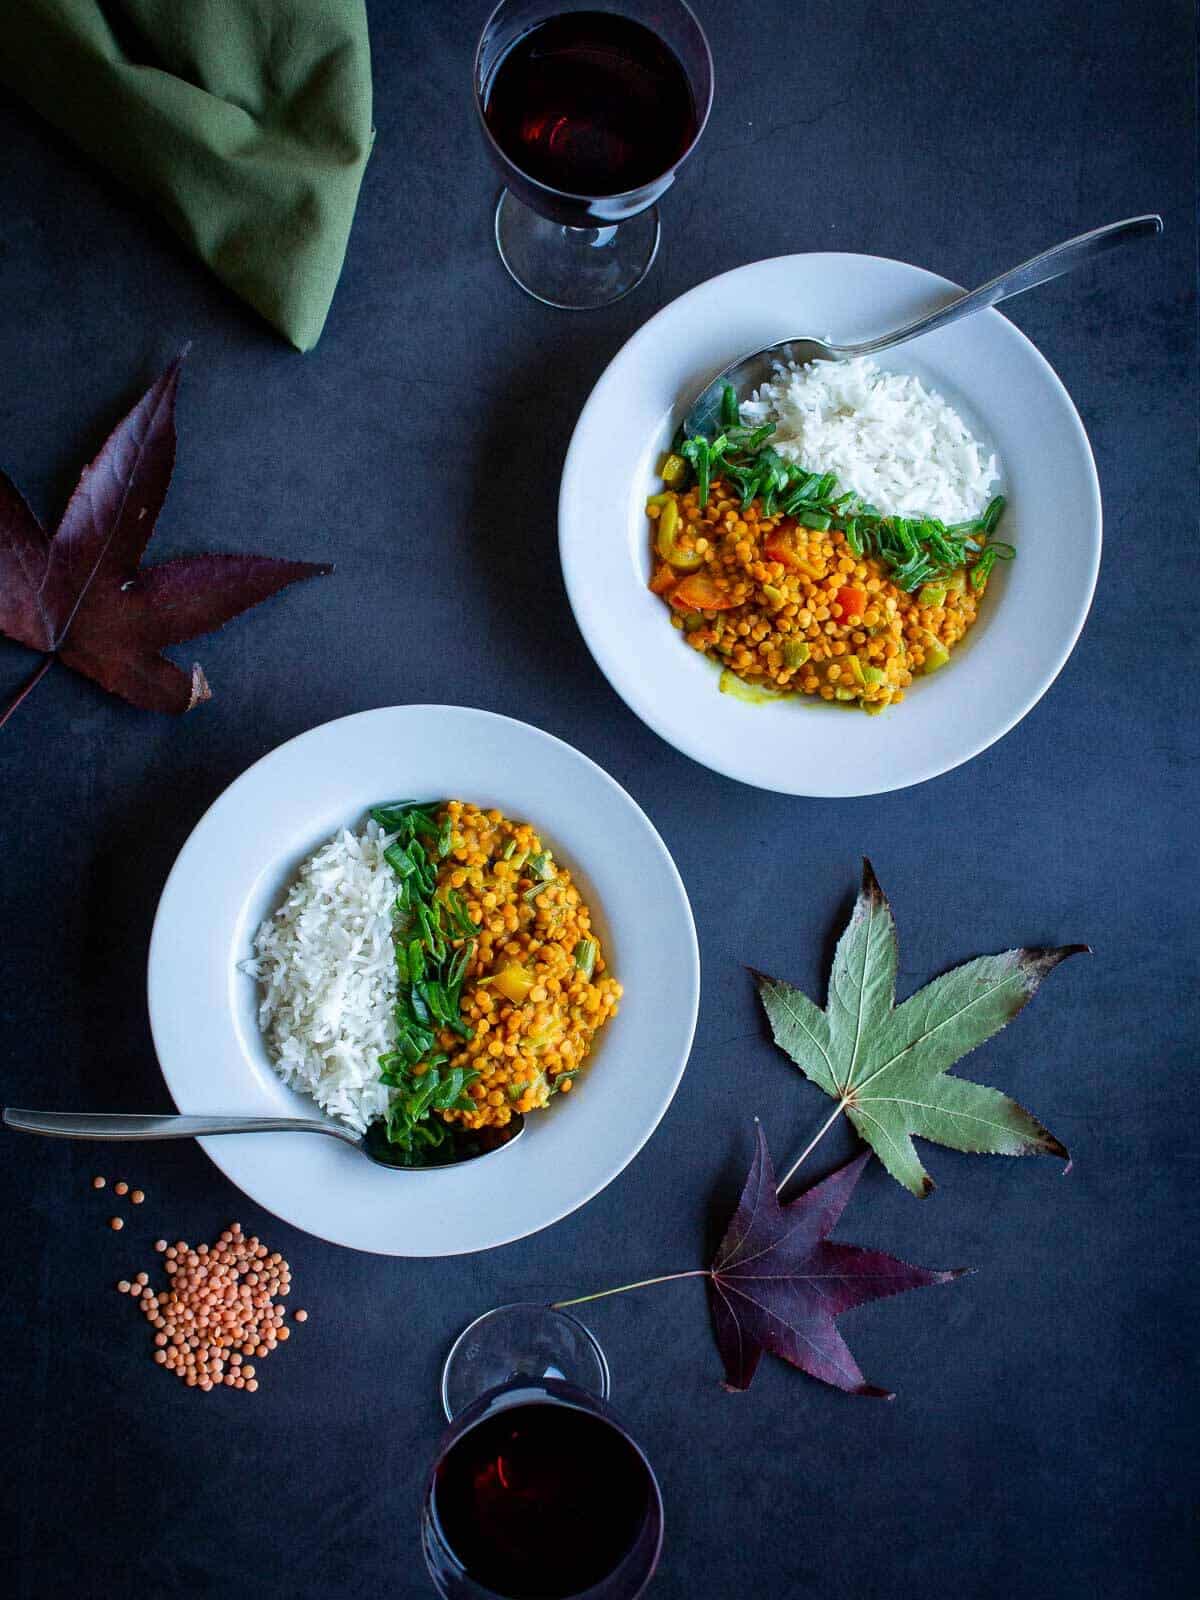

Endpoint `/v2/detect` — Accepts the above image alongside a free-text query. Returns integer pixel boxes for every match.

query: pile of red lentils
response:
[97,1177,307,1393]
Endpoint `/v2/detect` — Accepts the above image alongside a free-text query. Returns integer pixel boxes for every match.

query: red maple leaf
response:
[0,352,331,724]
[708,1125,967,1395]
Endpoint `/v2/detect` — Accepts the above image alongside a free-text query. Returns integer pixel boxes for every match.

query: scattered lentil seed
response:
[119,1222,297,1394]
[114,1182,129,1197]
[294,1309,308,1323]
[131,1190,145,1205]
[92,1176,106,1190]
[109,1217,124,1231]
[117,1280,131,1294]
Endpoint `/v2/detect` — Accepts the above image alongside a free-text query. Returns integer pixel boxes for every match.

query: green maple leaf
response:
[756,860,1087,1197]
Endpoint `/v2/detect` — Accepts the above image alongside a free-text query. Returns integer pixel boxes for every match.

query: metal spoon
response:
[2,1107,525,1171]
[683,214,1163,438]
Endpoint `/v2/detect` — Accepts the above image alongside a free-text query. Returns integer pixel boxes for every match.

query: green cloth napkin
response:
[0,0,373,350]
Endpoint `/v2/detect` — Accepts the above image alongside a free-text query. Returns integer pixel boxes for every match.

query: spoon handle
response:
[3,1107,355,1143]
[841,214,1163,358]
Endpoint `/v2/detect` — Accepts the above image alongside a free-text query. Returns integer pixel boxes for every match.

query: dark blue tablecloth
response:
[1,2,1194,1596]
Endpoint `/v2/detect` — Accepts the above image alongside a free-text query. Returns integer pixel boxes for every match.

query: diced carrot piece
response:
[836,584,867,620]
[669,574,741,611]
[763,523,802,569]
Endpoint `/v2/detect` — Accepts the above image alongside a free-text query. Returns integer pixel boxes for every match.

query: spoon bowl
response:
[682,215,1161,439]
[2,1107,525,1171]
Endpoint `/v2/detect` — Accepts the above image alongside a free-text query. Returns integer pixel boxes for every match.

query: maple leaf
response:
[708,1124,965,1395]
[0,353,331,723]
[756,860,1088,1198]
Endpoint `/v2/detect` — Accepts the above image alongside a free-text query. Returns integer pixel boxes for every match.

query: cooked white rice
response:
[739,356,998,524]
[244,819,399,1134]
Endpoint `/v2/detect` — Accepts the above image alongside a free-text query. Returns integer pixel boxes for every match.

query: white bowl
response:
[560,253,1101,796]
[147,706,699,1255]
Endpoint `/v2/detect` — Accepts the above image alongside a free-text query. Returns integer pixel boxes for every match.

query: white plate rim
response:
[559,251,1102,797]
[146,705,700,1256]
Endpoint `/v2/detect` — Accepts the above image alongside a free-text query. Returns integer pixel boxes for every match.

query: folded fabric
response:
[0,0,374,350]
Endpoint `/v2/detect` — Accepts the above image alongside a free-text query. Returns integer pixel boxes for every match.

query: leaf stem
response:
[776,1098,848,1197]
[551,1270,708,1310]
[0,655,54,731]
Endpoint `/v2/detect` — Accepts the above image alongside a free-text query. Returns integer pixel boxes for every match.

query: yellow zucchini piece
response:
[655,498,703,571]
[919,632,951,673]
[492,965,534,1005]
[719,669,781,704]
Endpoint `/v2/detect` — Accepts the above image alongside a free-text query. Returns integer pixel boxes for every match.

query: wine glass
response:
[422,1303,664,1598]
[473,0,714,310]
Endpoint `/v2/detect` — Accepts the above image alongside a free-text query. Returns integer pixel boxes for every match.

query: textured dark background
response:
[1,2,1195,1597]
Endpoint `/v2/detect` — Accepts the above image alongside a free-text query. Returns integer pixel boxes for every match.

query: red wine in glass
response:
[474,1,713,309]
[483,12,699,201]
[422,1368,663,1599]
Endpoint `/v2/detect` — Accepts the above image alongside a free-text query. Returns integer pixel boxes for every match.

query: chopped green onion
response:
[980,495,1006,534]
[372,797,494,1153]
[384,842,416,877]
[971,548,998,587]
[574,938,598,980]
[527,851,555,881]
[657,417,1011,594]
[446,940,475,991]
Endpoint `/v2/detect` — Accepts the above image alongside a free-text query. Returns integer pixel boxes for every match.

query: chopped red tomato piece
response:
[670,574,740,611]
[762,520,802,569]
[836,585,867,620]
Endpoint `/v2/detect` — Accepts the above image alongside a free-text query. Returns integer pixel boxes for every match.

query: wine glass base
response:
[493,190,660,310]
[441,1303,611,1421]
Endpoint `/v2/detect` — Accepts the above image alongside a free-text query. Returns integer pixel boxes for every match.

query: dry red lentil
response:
[118,1222,301,1392]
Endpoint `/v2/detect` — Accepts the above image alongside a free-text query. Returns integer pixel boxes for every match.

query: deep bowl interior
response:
[560,253,1102,797]
[149,706,699,1255]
